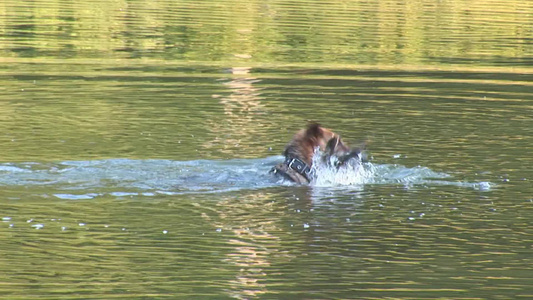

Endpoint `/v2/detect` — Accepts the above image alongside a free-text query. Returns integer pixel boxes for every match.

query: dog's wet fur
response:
[271,123,363,184]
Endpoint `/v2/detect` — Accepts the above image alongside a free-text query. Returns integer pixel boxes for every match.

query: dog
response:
[270,123,363,184]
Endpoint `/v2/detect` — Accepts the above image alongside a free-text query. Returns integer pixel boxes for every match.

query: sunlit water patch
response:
[0,156,491,199]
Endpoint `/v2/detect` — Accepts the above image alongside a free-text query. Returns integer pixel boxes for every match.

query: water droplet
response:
[31,224,44,229]
[303,223,310,228]
[478,182,492,191]
[216,228,222,232]
[408,217,415,221]
[162,230,168,234]
[2,217,11,222]
[78,223,86,227]
[61,226,67,231]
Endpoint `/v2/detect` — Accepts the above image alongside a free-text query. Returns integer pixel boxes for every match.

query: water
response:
[1,0,532,299]
[0,155,480,199]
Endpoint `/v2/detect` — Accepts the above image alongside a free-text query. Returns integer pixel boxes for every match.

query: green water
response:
[0,0,532,299]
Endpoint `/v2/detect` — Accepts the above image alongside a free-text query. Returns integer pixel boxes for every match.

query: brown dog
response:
[271,123,362,184]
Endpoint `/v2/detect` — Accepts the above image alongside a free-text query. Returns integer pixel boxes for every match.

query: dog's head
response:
[304,123,342,151]
[285,123,358,165]
[322,129,363,167]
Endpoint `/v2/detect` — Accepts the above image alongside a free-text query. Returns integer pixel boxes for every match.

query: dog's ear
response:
[305,122,322,138]
[325,136,340,154]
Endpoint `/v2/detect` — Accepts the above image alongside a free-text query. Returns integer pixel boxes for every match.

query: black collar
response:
[284,156,313,181]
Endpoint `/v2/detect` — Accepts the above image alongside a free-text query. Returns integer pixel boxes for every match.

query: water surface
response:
[0,0,532,299]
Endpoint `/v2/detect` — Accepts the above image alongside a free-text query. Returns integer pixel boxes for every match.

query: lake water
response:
[0,0,532,299]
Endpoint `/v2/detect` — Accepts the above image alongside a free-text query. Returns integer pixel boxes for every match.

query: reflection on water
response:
[204,66,271,157]
[1,0,531,66]
[0,0,532,299]
[213,192,280,299]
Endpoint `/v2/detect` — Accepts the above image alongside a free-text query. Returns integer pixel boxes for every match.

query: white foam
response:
[309,148,373,187]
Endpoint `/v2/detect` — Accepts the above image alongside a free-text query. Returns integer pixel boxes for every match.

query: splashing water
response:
[0,155,491,200]
[309,148,373,187]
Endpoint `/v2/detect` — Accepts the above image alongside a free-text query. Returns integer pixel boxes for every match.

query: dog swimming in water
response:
[270,123,363,184]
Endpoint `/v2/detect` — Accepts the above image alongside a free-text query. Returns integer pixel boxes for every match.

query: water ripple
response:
[0,157,490,199]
